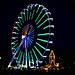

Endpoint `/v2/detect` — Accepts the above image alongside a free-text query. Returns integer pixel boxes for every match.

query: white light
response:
[42,56,47,58]
[0,57,1,59]
[12,48,15,50]
[15,21,20,23]
[50,33,54,36]
[30,66,35,68]
[18,17,22,19]
[22,35,26,39]
[46,12,51,15]
[46,49,50,51]
[39,5,44,7]
[50,25,54,28]
[49,18,53,21]
[39,61,43,63]
[11,43,15,44]
[49,41,53,44]
[14,27,18,28]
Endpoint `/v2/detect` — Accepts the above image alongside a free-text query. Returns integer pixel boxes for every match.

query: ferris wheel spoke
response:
[32,48,39,61]
[29,36,34,39]
[24,9,26,21]
[29,12,31,20]
[36,42,45,50]
[30,29,34,33]
[29,38,33,43]
[28,37,34,42]
[31,9,35,20]
[28,38,32,44]
[25,38,28,68]
[38,33,49,36]
[18,51,23,64]
[34,46,43,56]
[31,5,33,10]
[36,12,46,25]
[30,50,34,66]
[12,43,19,48]
[12,37,18,39]
[17,50,21,62]
[37,18,48,28]
[36,6,40,14]
[29,29,34,35]
[28,30,34,35]
[35,8,43,22]
[13,46,19,53]
[18,17,22,25]
[37,38,48,43]
[28,37,31,45]
[28,37,34,43]
[43,25,50,29]
[28,26,33,34]
[22,53,25,66]
[27,6,29,20]
[21,12,24,23]
[14,27,20,31]
[15,22,21,28]
[28,52,30,67]
[12,32,19,35]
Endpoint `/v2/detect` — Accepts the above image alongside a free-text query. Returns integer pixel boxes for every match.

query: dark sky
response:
[0,0,75,69]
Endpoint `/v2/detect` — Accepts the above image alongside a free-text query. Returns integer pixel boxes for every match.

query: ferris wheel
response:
[6,4,54,70]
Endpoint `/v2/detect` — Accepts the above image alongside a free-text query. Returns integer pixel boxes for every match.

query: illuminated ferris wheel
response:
[7,4,54,70]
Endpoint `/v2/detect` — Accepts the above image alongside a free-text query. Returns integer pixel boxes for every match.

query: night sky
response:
[0,0,75,71]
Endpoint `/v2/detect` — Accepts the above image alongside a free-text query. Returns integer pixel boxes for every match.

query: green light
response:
[16,23,21,28]
[28,52,30,61]
[30,50,34,64]
[36,13,46,25]
[14,27,20,31]
[31,5,33,10]
[12,43,19,48]
[12,37,18,39]
[29,12,31,20]
[37,38,48,43]
[35,8,43,22]
[31,9,35,20]
[32,48,38,61]
[18,18,22,25]
[28,52,30,67]
[18,52,22,64]
[30,51,33,60]
[38,33,49,36]
[12,32,19,35]
[17,50,21,61]
[43,25,49,29]
[22,53,25,65]
[12,40,18,43]
[30,51,33,59]
[19,51,23,64]
[27,7,29,20]
[13,46,19,53]
[34,46,43,56]
[36,42,45,50]
[21,13,24,23]
[36,6,39,13]
[27,10,28,20]
[24,9,26,21]
[37,18,48,28]
[24,53,26,65]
